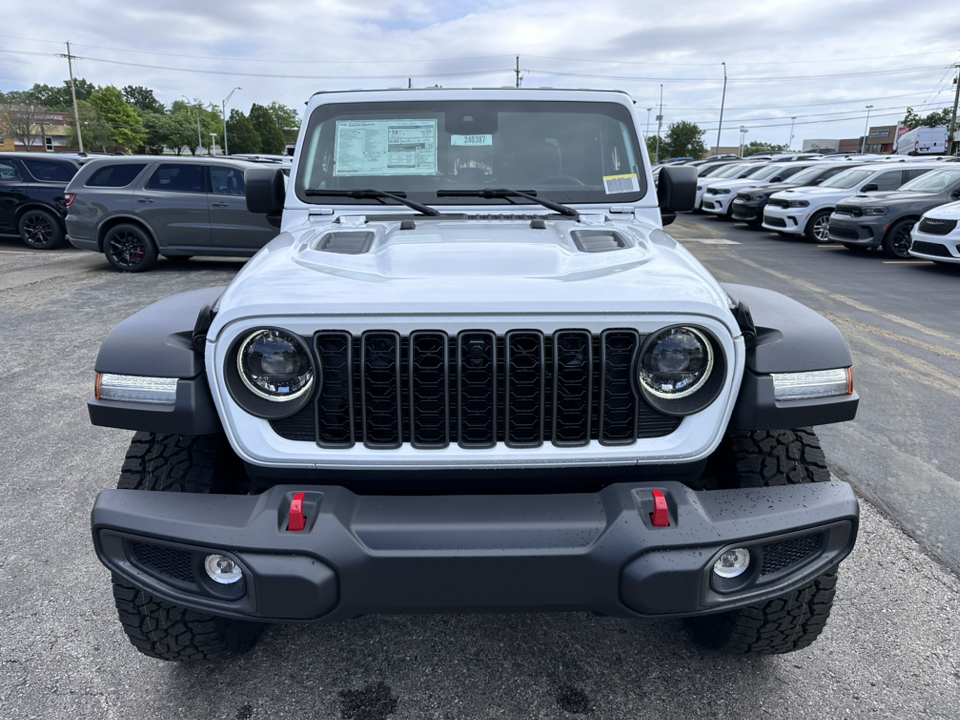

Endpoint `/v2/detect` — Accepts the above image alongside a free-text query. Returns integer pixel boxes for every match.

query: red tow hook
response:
[651,490,670,528]
[288,493,306,532]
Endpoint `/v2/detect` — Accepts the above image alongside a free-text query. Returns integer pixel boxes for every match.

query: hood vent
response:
[571,230,627,253]
[318,231,375,254]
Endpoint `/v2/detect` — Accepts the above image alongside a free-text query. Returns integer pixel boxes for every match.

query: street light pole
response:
[181,95,202,155]
[861,105,874,153]
[789,116,797,150]
[655,84,663,163]
[646,108,653,139]
[716,61,727,156]
[739,126,748,157]
[221,87,241,156]
[209,133,217,156]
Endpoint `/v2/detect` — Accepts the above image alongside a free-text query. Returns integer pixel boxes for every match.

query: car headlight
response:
[862,207,888,215]
[226,328,318,419]
[636,326,725,415]
[787,200,810,208]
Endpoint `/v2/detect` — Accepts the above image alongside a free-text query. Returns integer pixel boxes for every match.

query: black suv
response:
[0,153,81,249]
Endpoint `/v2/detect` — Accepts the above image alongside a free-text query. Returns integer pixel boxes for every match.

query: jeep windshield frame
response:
[294,99,647,208]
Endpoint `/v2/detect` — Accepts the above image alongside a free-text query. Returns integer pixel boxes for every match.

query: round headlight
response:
[237,329,314,401]
[638,327,713,399]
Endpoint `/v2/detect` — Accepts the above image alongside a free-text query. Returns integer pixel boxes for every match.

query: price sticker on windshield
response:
[451,134,493,146]
[603,173,640,194]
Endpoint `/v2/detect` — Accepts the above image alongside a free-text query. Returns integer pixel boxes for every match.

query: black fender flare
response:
[88,287,225,435]
[722,283,859,431]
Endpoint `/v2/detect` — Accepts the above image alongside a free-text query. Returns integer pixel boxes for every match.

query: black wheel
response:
[881,219,916,259]
[687,429,839,655]
[111,432,264,662]
[841,243,868,253]
[104,223,158,272]
[18,208,65,249]
[803,210,831,243]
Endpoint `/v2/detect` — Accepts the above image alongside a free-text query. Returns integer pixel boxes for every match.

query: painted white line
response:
[676,238,741,245]
[883,261,934,265]
[0,250,34,255]
[817,245,845,249]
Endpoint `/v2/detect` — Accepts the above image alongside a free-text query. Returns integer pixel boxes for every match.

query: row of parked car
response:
[0,152,289,271]
[685,153,960,263]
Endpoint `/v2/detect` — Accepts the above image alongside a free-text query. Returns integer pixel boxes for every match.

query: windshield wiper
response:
[304,188,441,216]
[436,188,580,220]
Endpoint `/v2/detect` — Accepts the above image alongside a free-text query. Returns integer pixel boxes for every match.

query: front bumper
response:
[701,193,733,215]
[762,205,808,235]
[730,198,764,223]
[92,480,859,623]
[827,215,884,247]
[909,233,960,263]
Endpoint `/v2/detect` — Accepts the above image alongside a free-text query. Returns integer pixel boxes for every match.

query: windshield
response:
[786,165,835,185]
[739,164,769,177]
[749,164,788,181]
[710,163,749,179]
[820,168,874,189]
[295,99,645,207]
[898,169,960,193]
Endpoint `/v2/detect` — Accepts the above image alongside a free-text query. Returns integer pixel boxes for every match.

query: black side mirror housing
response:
[861,183,879,192]
[245,167,286,228]
[657,165,697,226]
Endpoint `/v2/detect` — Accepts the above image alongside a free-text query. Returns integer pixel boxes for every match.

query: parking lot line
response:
[676,238,740,245]
[817,245,844,249]
[0,250,33,255]
[882,261,934,265]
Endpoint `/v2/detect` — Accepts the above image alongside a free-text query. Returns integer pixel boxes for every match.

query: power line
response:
[526,64,947,83]
[523,49,960,67]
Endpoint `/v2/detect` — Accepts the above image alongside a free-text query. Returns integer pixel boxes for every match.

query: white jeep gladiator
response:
[88,88,860,662]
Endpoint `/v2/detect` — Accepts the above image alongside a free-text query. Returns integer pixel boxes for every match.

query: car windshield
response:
[820,168,875,189]
[898,169,960,193]
[295,99,646,207]
[749,164,787,181]
[709,163,749,179]
[739,164,769,177]
[787,165,836,185]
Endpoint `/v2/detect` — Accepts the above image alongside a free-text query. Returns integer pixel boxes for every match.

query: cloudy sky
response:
[2,0,958,149]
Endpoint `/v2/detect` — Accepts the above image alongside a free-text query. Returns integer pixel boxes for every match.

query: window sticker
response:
[334,119,438,177]
[450,134,493,146]
[603,173,640,194]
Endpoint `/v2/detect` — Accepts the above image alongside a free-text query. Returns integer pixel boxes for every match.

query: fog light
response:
[204,554,242,584]
[713,548,751,578]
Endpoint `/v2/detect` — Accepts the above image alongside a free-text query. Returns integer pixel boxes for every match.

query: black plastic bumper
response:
[92,480,859,623]
[827,216,882,246]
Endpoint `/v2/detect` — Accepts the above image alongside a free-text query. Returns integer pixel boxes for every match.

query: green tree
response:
[225,109,262,154]
[645,135,662,162]
[662,121,707,160]
[266,101,300,144]
[903,106,953,130]
[90,85,146,151]
[742,141,788,157]
[137,110,168,153]
[66,99,114,152]
[123,85,165,115]
[28,79,95,111]
[249,103,285,153]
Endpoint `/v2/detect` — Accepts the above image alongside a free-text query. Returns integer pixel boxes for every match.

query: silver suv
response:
[65,156,278,271]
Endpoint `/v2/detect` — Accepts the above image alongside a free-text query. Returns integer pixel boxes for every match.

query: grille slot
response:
[917,218,958,236]
[410,331,449,448]
[272,329,683,448]
[458,331,497,448]
[829,226,859,240]
[504,331,545,447]
[760,534,822,576]
[571,230,626,253]
[130,542,195,584]
[361,331,402,448]
[765,216,787,227]
[834,204,861,217]
[318,231,375,254]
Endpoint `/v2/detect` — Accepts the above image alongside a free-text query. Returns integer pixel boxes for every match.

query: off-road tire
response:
[111,432,264,662]
[687,429,838,655]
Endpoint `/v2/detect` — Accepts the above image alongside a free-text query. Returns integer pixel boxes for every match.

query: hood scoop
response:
[571,229,626,253]
[317,231,374,254]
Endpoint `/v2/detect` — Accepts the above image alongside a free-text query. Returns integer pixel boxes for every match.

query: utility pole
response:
[949,64,960,156]
[655,84,663,163]
[63,42,83,153]
[861,105,873,153]
[515,56,521,88]
[716,62,726,155]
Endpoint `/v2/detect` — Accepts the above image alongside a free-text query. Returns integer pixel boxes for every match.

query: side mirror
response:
[657,165,697,226]
[245,167,286,228]
[861,183,879,192]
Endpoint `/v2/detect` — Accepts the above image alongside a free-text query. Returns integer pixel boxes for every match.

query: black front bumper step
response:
[92,481,858,623]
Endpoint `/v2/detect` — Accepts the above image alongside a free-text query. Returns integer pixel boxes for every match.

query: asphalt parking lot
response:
[1,227,959,720]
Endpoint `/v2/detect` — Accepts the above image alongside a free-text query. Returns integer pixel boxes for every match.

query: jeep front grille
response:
[271,330,682,449]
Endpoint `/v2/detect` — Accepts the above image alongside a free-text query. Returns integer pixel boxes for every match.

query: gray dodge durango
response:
[65,156,279,271]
